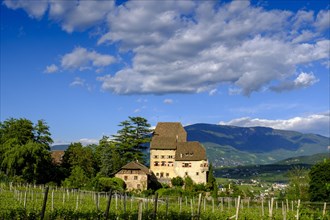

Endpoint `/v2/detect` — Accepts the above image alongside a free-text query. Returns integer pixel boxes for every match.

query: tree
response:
[171,176,184,187]
[62,142,97,178]
[285,166,309,201]
[309,159,330,202]
[0,118,54,184]
[112,116,152,164]
[97,136,123,176]
[184,176,194,191]
[206,163,218,197]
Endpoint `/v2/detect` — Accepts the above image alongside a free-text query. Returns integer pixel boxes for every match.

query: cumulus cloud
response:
[96,1,329,95]
[3,0,48,19]
[44,64,59,74]
[163,99,173,104]
[60,47,115,71]
[271,72,319,92]
[5,0,330,95]
[219,112,330,136]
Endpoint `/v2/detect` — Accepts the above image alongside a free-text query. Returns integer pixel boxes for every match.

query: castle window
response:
[196,172,199,176]
[154,155,158,159]
[168,162,173,167]
[134,176,138,180]
[182,163,191,167]
[154,161,159,166]
[156,173,159,176]
[168,155,173,159]
[137,184,141,189]
[161,155,165,159]
[185,172,188,176]
[160,172,164,177]
[124,176,128,180]
[161,161,166,166]
[166,173,169,177]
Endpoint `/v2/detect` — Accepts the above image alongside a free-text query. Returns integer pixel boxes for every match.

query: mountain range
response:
[51,123,329,167]
[185,123,329,167]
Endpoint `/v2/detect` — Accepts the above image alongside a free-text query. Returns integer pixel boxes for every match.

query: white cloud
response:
[44,64,59,74]
[70,77,85,87]
[77,138,99,146]
[163,99,173,104]
[4,0,48,19]
[61,47,115,71]
[97,1,329,95]
[314,10,330,31]
[271,72,319,92]
[209,89,217,96]
[5,0,329,95]
[219,112,330,136]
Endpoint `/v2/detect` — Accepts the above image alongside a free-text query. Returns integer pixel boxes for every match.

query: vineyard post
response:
[40,186,49,220]
[138,200,143,220]
[323,202,327,217]
[123,192,127,213]
[23,190,27,208]
[286,199,289,212]
[221,197,223,212]
[95,192,99,211]
[179,196,182,214]
[115,192,118,210]
[104,189,113,220]
[261,198,264,217]
[269,197,274,219]
[152,192,158,220]
[75,194,79,211]
[235,195,240,220]
[296,199,300,220]
[197,193,202,220]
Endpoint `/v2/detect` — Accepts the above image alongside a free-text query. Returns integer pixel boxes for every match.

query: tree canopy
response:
[308,159,330,202]
[0,118,53,183]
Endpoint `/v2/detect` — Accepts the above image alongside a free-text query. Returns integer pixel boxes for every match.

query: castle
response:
[150,122,208,184]
[115,122,209,190]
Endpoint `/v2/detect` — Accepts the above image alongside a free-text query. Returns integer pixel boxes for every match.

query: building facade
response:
[115,161,151,191]
[150,122,209,184]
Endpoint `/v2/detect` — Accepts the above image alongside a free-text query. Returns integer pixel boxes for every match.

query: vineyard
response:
[0,183,329,220]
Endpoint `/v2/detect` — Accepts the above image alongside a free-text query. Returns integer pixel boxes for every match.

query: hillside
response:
[185,123,329,167]
[276,152,329,165]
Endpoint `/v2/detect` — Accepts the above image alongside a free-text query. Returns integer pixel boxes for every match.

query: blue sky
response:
[1,0,329,145]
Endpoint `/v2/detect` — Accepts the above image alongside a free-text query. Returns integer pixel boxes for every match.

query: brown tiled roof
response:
[120,161,151,174]
[150,137,177,150]
[153,122,187,140]
[175,142,207,161]
[151,122,187,149]
[51,150,65,164]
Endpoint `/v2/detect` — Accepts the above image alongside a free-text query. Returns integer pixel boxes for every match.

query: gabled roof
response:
[150,137,177,150]
[175,142,207,161]
[120,161,151,175]
[151,122,187,150]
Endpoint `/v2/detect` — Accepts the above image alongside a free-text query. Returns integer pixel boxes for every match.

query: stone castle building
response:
[150,122,208,184]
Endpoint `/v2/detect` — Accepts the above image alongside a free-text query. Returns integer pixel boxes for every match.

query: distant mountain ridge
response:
[185,123,329,167]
